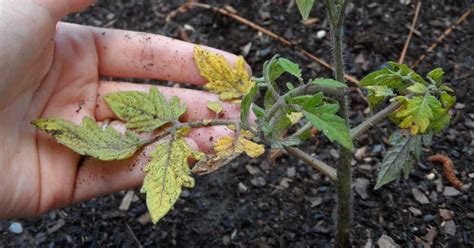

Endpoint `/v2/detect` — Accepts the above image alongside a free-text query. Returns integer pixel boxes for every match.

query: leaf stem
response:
[350,100,403,139]
[179,119,240,129]
[284,147,337,182]
[288,121,312,140]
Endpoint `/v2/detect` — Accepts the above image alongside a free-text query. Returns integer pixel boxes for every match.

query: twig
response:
[350,100,403,139]
[179,2,360,85]
[412,7,472,68]
[124,222,143,248]
[399,2,421,64]
[285,147,337,182]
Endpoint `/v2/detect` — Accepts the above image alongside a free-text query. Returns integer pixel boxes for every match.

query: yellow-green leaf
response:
[193,46,255,101]
[395,95,442,135]
[32,117,143,160]
[214,130,265,158]
[141,128,204,224]
[104,87,186,132]
[207,101,223,115]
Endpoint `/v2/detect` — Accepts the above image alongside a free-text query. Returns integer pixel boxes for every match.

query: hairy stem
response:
[285,147,337,181]
[350,100,402,139]
[328,1,352,247]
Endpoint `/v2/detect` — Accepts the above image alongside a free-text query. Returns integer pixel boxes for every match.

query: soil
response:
[1,0,473,247]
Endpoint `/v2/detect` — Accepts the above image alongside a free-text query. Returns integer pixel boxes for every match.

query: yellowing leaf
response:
[287,112,303,124]
[140,128,204,224]
[206,101,223,115]
[193,46,255,101]
[32,117,143,160]
[214,130,265,158]
[104,87,186,132]
[395,95,443,135]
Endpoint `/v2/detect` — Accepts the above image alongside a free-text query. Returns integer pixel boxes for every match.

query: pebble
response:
[426,172,436,180]
[238,182,249,193]
[9,222,23,234]
[439,209,454,220]
[355,147,367,160]
[279,178,292,189]
[354,178,370,200]
[181,189,190,198]
[377,234,401,248]
[469,173,474,179]
[408,207,422,216]
[443,220,456,236]
[250,177,267,187]
[316,30,327,39]
[310,197,323,208]
[287,167,296,177]
[454,103,465,109]
[330,149,339,159]
[443,186,461,197]
[412,188,430,204]
[423,214,435,223]
[245,165,261,175]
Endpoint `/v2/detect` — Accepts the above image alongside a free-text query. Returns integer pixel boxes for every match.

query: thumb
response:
[33,0,96,18]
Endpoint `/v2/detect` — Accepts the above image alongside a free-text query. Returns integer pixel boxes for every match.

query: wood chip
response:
[119,190,135,211]
[137,212,151,225]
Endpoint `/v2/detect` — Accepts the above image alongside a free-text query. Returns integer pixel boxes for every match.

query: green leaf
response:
[286,93,323,106]
[252,105,265,119]
[303,110,353,151]
[33,117,143,160]
[440,92,456,108]
[264,87,277,110]
[439,85,454,93]
[366,85,395,97]
[429,110,451,134]
[311,78,347,88]
[286,82,295,90]
[310,103,339,115]
[374,131,422,189]
[296,0,315,20]
[427,68,444,86]
[395,94,443,135]
[406,83,427,94]
[104,87,186,132]
[278,58,302,78]
[367,91,386,109]
[264,55,285,82]
[361,68,392,86]
[207,101,223,115]
[272,115,292,139]
[141,128,204,224]
[301,92,325,111]
[240,86,258,130]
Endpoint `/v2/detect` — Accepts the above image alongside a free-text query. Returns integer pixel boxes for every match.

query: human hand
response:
[0,0,245,218]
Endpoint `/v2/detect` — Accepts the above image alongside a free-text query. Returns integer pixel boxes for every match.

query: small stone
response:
[316,30,327,39]
[454,103,465,109]
[377,234,401,248]
[9,222,23,234]
[443,220,456,236]
[412,188,430,204]
[359,164,373,175]
[423,214,435,223]
[355,147,367,160]
[279,178,292,189]
[47,219,65,234]
[466,212,474,219]
[439,209,454,220]
[222,235,231,245]
[426,172,436,180]
[245,165,261,175]
[399,0,411,5]
[468,173,474,178]
[181,189,190,198]
[137,212,151,225]
[443,186,461,197]
[259,161,271,171]
[106,13,115,20]
[238,182,249,193]
[330,149,339,159]
[408,207,422,216]
[354,178,370,199]
[310,197,323,208]
[251,177,267,187]
[287,167,296,177]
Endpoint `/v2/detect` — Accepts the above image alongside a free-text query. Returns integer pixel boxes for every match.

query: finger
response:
[95,81,241,122]
[72,126,234,203]
[57,22,251,85]
[33,0,96,17]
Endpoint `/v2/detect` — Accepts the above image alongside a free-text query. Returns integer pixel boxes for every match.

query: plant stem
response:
[350,101,402,139]
[180,119,239,129]
[285,147,337,181]
[327,1,352,247]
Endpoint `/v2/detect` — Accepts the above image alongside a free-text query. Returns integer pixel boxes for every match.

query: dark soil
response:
[1,0,473,247]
